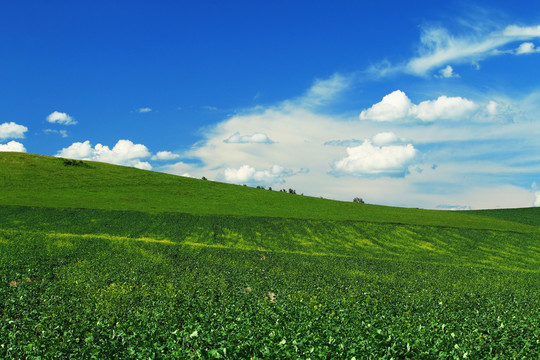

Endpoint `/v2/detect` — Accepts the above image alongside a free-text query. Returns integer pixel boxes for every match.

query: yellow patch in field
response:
[182,241,229,249]
[53,239,74,248]
[47,231,174,245]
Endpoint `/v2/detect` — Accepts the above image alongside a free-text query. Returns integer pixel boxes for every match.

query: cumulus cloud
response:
[534,191,540,207]
[332,140,418,177]
[359,90,412,122]
[175,72,540,209]
[372,132,400,146]
[46,111,76,125]
[221,164,294,186]
[0,140,26,152]
[137,107,152,113]
[0,122,28,139]
[151,151,181,161]
[224,132,274,144]
[56,139,151,169]
[515,42,540,55]
[410,96,477,122]
[360,90,477,122]
[133,161,152,170]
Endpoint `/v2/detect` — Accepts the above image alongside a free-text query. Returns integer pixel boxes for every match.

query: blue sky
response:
[2,1,540,209]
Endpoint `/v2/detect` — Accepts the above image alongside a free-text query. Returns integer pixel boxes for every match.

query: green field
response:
[1,153,539,359]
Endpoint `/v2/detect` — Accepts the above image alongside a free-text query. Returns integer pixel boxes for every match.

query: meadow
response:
[0,153,539,359]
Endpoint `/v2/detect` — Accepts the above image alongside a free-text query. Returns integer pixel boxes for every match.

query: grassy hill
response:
[1,152,539,359]
[0,152,537,233]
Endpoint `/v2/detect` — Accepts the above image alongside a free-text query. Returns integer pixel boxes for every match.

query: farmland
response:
[0,152,539,359]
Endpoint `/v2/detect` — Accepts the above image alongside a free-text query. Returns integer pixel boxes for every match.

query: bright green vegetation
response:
[1,152,539,359]
[1,152,537,233]
[470,207,540,227]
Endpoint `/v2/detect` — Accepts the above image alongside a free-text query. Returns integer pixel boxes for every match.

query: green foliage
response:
[1,206,539,358]
[61,158,91,168]
[469,207,540,226]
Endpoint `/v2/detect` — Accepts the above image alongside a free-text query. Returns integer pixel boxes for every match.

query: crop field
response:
[1,153,539,359]
[1,206,539,359]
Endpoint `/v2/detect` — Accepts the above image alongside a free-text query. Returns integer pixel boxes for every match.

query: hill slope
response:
[0,152,537,233]
[1,152,539,358]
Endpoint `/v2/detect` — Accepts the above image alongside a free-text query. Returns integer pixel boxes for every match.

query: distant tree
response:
[268,187,272,191]
[353,197,364,204]
[288,188,296,195]
[201,176,208,181]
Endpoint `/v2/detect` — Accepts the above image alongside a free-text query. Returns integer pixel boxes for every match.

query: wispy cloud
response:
[370,23,540,77]
[224,132,274,144]
[44,129,68,138]
[137,107,152,113]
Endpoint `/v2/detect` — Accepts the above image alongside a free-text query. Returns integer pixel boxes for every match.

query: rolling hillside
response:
[0,152,537,232]
[1,152,539,359]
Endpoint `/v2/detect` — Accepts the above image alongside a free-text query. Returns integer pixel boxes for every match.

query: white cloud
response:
[372,132,399,146]
[133,161,152,170]
[138,107,152,113]
[409,96,477,122]
[224,132,274,144]
[56,139,151,168]
[515,42,540,55]
[486,101,499,116]
[161,161,196,178]
[359,90,412,122]
[0,122,28,139]
[174,73,540,209]
[436,65,459,78]
[403,23,540,76]
[436,204,472,211]
[534,191,540,207]
[222,164,293,186]
[298,73,350,107]
[0,140,26,152]
[151,151,181,160]
[360,90,478,123]
[44,129,68,138]
[46,111,76,125]
[332,141,418,177]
